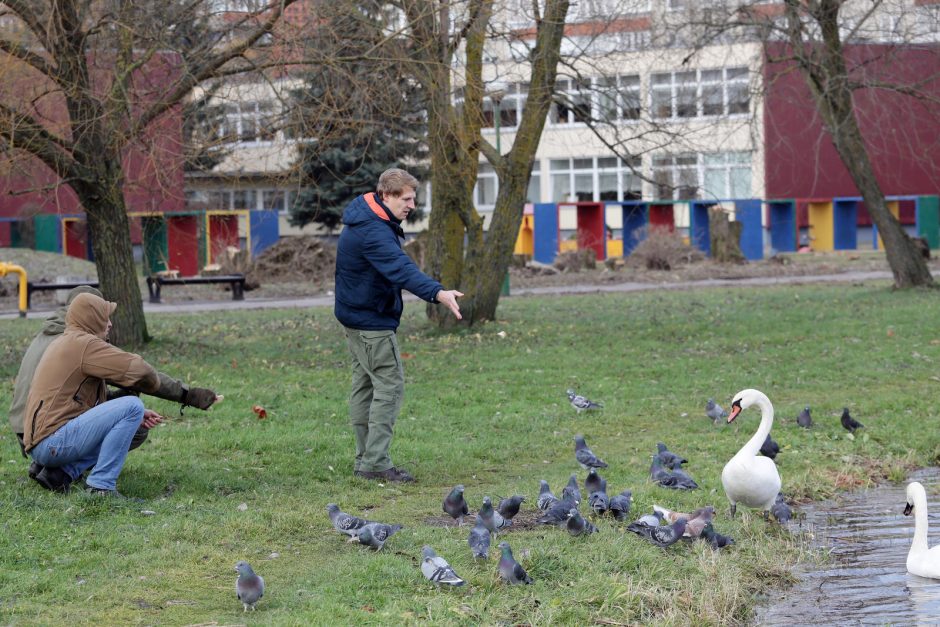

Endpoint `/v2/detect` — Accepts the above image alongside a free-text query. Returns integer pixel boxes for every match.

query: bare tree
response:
[0,0,302,345]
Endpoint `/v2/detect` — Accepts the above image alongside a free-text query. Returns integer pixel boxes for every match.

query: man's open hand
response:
[436,289,464,319]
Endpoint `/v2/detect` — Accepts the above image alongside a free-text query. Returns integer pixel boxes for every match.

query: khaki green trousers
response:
[343,327,404,473]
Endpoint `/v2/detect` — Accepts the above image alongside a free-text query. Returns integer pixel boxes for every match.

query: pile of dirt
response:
[252,235,336,284]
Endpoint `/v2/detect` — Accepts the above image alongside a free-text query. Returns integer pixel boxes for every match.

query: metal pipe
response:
[0,262,28,317]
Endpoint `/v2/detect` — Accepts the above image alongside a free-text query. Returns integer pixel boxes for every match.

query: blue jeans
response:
[30,396,145,491]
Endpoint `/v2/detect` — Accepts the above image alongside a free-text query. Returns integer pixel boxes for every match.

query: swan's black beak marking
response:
[904,502,914,516]
[727,400,742,424]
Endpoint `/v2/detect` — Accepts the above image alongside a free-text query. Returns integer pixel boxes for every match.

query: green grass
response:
[1,282,938,625]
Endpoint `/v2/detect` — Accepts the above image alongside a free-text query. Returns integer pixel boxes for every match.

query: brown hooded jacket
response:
[23,293,160,451]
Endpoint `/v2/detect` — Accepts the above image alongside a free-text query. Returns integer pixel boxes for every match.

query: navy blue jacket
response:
[334,193,443,330]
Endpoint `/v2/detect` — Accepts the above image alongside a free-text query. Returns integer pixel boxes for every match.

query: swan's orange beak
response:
[727,405,741,423]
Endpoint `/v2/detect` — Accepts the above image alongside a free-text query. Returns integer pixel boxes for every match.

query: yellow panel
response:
[559,239,578,252]
[808,202,834,251]
[877,200,900,250]
[607,239,623,257]
[514,218,534,256]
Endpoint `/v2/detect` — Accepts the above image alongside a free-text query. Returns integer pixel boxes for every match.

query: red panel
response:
[0,222,10,246]
[209,215,239,264]
[575,202,606,261]
[649,204,676,231]
[64,220,88,260]
[166,215,199,277]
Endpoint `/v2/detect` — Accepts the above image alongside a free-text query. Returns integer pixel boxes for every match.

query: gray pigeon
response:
[700,522,734,549]
[538,491,580,526]
[841,407,864,433]
[584,468,604,495]
[421,546,466,587]
[537,480,559,511]
[574,435,608,470]
[650,455,698,490]
[497,541,532,584]
[567,388,603,414]
[468,517,491,559]
[797,405,812,428]
[759,433,780,460]
[351,522,403,551]
[706,398,727,423]
[771,492,792,523]
[443,485,470,525]
[587,479,609,516]
[609,490,633,522]
[631,509,665,529]
[498,495,525,520]
[632,517,688,548]
[566,508,598,536]
[235,561,264,612]
[478,496,511,533]
[563,473,582,504]
[656,442,687,470]
[327,503,371,537]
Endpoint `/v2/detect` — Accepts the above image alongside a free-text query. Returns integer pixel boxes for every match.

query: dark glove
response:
[184,386,217,410]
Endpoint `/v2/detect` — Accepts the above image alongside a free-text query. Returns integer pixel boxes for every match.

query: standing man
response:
[334,168,462,483]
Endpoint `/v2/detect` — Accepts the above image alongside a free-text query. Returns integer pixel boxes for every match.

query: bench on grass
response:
[146,274,246,304]
[25,281,100,309]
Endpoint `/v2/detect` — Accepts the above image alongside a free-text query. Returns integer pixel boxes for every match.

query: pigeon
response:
[537,480,559,512]
[574,435,608,470]
[771,492,792,523]
[706,398,727,423]
[608,490,633,522]
[626,510,665,535]
[632,517,688,548]
[443,485,470,525]
[656,442,687,470]
[478,497,511,534]
[498,495,525,520]
[468,517,491,559]
[653,504,714,538]
[350,522,403,551]
[797,405,812,428]
[563,473,582,504]
[421,546,466,587]
[235,561,264,612]
[566,507,598,536]
[650,455,698,490]
[584,468,604,495]
[538,490,580,526]
[841,407,864,433]
[567,388,603,414]
[497,541,533,584]
[327,503,371,537]
[700,521,734,549]
[587,479,609,516]
[759,433,780,460]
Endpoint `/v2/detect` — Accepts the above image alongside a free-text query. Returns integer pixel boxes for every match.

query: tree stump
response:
[708,206,746,264]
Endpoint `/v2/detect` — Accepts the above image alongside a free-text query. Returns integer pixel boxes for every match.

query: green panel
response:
[917,195,939,249]
[33,214,60,252]
[142,216,168,275]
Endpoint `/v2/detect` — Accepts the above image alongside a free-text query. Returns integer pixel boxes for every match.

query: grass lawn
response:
[1,281,938,625]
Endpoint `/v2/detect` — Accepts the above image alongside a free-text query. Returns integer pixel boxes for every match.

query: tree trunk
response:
[708,207,745,264]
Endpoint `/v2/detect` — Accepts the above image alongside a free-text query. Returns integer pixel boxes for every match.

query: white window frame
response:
[650,67,751,120]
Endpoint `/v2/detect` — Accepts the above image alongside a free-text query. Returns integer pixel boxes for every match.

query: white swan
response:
[904,481,940,579]
[721,389,782,517]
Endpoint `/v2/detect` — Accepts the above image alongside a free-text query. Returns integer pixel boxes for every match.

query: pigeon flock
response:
[235,389,872,609]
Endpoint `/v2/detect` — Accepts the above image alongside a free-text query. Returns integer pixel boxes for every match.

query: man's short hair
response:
[377,168,419,199]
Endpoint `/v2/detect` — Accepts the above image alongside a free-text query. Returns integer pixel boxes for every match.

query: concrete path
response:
[1,270,893,319]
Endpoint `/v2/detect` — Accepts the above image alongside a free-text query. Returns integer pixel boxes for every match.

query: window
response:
[473,163,540,207]
[597,74,641,122]
[650,67,750,119]
[653,154,698,200]
[550,78,592,125]
[652,152,752,201]
[219,101,277,144]
[703,152,751,199]
[549,156,644,202]
[479,83,526,131]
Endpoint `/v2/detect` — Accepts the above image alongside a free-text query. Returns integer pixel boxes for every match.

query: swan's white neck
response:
[912,489,930,553]
[737,393,774,458]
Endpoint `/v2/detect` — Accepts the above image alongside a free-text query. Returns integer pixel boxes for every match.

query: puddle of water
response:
[756,468,940,626]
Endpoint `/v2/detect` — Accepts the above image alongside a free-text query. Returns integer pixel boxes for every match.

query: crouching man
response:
[23,293,218,497]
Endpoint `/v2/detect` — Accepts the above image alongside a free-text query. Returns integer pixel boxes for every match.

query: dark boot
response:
[35,467,73,493]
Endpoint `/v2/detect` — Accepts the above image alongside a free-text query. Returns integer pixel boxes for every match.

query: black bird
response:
[771,492,792,523]
[700,522,734,549]
[498,495,525,520]
[759,433,780,460]
[588,479,609,516]
[443,485,470,525]
[797,405,812,428]
[656,442,687,470]
[841,407,864,433]
[584,468,604,495]
[609,490,633,522]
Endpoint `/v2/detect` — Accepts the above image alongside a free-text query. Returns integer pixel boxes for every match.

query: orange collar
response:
[364,193,389,221]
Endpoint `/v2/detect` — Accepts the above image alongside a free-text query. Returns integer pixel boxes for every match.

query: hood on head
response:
[65,292,116,338]
[42,285,105,336]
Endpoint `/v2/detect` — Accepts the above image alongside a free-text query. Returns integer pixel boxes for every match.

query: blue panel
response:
[533,203,559,264]
[735,199,763,260]
[249,210,280,256]
[768,200,796,253]
[690,201,713,256]
[833,198,858,250]
[620,202,648,256]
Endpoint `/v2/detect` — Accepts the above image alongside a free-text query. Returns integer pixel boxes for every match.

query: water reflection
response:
[756,469,940,625]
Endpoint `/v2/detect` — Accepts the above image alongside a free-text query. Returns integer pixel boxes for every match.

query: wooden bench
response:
[25,281,100,309]
[146,274,246,304]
